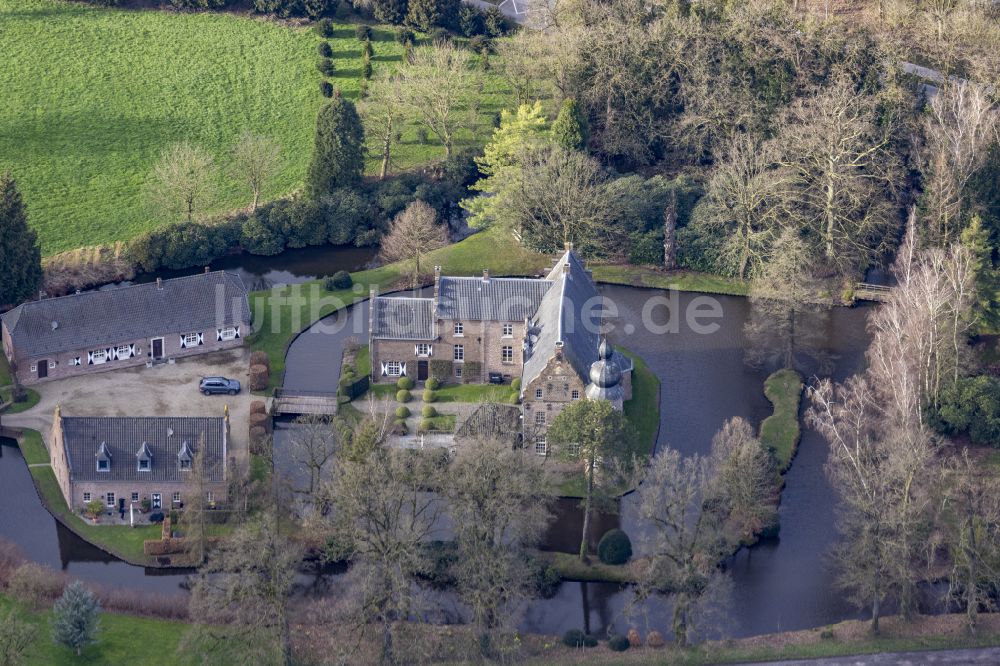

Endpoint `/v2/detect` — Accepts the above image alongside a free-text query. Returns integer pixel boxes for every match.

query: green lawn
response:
[20,429,163,565]
[1,387,41,414]
[760,369,804,472]
[421,413,457,432]
[354,345,371,377]
[591,264,749,296]
[16,428,50,465]
[540,551,634,584]
[434,383,519,404]
[248,226,548,391]
[1,0,513,255]
[0,595,192,666]
[0,353,12,386]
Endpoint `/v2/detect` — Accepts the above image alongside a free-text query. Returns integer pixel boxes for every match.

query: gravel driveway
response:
[2,348,251,464]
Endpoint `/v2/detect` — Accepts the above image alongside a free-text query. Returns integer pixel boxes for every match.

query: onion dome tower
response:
[585,338,624,409]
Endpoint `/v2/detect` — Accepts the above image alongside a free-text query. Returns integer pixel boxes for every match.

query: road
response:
[751,647,1000,666]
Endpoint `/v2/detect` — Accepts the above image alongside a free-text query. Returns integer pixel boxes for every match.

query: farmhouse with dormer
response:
[1,271,251,385]
[368,248,633,453]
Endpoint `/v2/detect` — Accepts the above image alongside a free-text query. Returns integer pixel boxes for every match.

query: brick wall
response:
[521,353,587,449]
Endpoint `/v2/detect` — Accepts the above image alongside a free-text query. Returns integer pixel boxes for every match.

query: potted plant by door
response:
[85,500,104,524]
[141,497,151,513]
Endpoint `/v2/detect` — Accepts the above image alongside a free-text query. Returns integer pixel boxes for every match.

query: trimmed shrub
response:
[396,389,412,403]
[362,60,373,79]
[355,24,372,41]
[250,401,267,415]
[249,412,272,434]
[462,361,482,384]
[422,389,437,403]
[250,351,270,371]
[425,377,440,390]
[608,635,630,652]
[421,405,437,418]
[429,360,452,381]
[583,635,599,647]
[325,270,353,290]
[363,40,373,59]
[646,630,665,648]
[314,18,334,36]
[419,418,433,432]
[562,630,585,648]
[395,27,415,45]
[320,80,334,98]
[627,628,642,648]
[395,406,411,419]
[149,512,165,523]
[397,376,415,390]
[510,377,521,391]
[597,529,633,565]
[318,41,333,57]
[316,57,336,77]
[249,364,270,391]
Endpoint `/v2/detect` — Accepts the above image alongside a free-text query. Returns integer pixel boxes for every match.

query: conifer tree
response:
[551,98,588,152]
[306,95,365,198]
[0,173,42,307]
[961,215,1000,328]
[51,581,101,657]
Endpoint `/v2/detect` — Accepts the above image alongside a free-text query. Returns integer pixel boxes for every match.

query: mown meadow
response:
[0,0,512,255]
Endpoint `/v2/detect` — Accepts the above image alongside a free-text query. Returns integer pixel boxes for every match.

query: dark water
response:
[102,244,376,292]
[2,282,881,640]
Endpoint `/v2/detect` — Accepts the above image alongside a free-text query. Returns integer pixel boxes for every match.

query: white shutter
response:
[217,329,223,342]
[400,362,407,376]
[380,362,388,377]
[87,351,94,365]
[106,347,114,361]
[197,333,204,346]
[414,345,419,356]
[131,344,138,357]
[234,326,240,338]
[180,335,187,349]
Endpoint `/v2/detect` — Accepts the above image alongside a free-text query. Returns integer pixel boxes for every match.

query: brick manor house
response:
[1,271,251,385]
[369,248,633,453]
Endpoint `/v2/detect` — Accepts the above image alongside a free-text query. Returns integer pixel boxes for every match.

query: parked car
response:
[199,376,241,395]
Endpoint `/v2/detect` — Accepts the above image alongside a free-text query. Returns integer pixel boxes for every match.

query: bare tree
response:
[184,512,301,665]
[922,81,1000,245]
[146,141,216,222]
[446,436,554,658]
[631,447,731,647]
[391,43,483,158]
[182,437,216,567]
[771,75,899,273]
[708,417,778,545]
[378,200,449,288]
[360,75,406,180]
[231,132,281,213]
[0,609,35,666]
[663,191,678,270]
[318,445,447,664]
[287,414,338,502]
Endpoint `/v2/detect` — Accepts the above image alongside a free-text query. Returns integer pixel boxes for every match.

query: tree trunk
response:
[663,194,678,270]
[380,116,393,181]
[871,594,881,635]
[579,458,595,560]
[251,188,260,213]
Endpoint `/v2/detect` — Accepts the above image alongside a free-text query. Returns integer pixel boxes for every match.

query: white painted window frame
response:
[415,343,432,357]
[453,344,464,362]
[106,492,115,508]
[534,438,547,456]
[501,346,514,364]
[385,361,404,377]
[453,322,464,336]
[502,323,513,337]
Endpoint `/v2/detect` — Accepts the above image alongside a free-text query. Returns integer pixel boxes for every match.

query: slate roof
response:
[61,416,226,483]
[1,271,250,359]
[371,297,435,340]
[436,277,552,321]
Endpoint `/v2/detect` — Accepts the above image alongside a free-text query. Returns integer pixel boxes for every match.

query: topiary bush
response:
[511,377,521,391]
[317,41,333,57]
[420,418,433,432]
[324,270,353,290]
[314,18,334,37]
[316,58,335,76]
[423,389,437,403]
[355,24,372,41]
[597,529,633,565]
[608,634,630,652]
[395,406,411,419]
[425,377,440,390]
[396,389,412,403]
[397,376,415,390]
[250,350,270,370]
[395,27,415,45]
[562,630,585,648]
[362,60,373,80]
[149,512,165,524]
[421,405,437,418]
[319,80,334,97]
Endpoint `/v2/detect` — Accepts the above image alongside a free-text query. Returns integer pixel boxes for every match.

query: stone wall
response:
[521,353,588,452]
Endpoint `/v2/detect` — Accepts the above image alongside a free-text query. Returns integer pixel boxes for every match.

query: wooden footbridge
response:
[272,389,340,416]
[854,283,894,303]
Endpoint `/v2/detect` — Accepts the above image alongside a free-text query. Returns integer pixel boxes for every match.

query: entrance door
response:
[118,498,125,512]
[37,361,47,379]
[417,360,429,381]
[151,338,164,360]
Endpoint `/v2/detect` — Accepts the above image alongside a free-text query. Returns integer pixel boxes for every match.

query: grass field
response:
[759,369,804,473]
[592,264,749,296]
[1,0,512,255]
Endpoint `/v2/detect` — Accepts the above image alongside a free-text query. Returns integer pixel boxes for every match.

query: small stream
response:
[2,247,917,640]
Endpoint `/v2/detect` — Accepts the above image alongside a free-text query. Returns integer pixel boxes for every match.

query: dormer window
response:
[136,442,153,472]
[177,441,193,471]
[95,442,112,472]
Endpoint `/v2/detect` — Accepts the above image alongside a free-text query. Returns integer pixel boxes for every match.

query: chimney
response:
[482,268,490,283]
[562,262,570,275]
[555,340,564,360]
[156,277,163,290]
[204,266,210,274]
[433,266,441,301]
